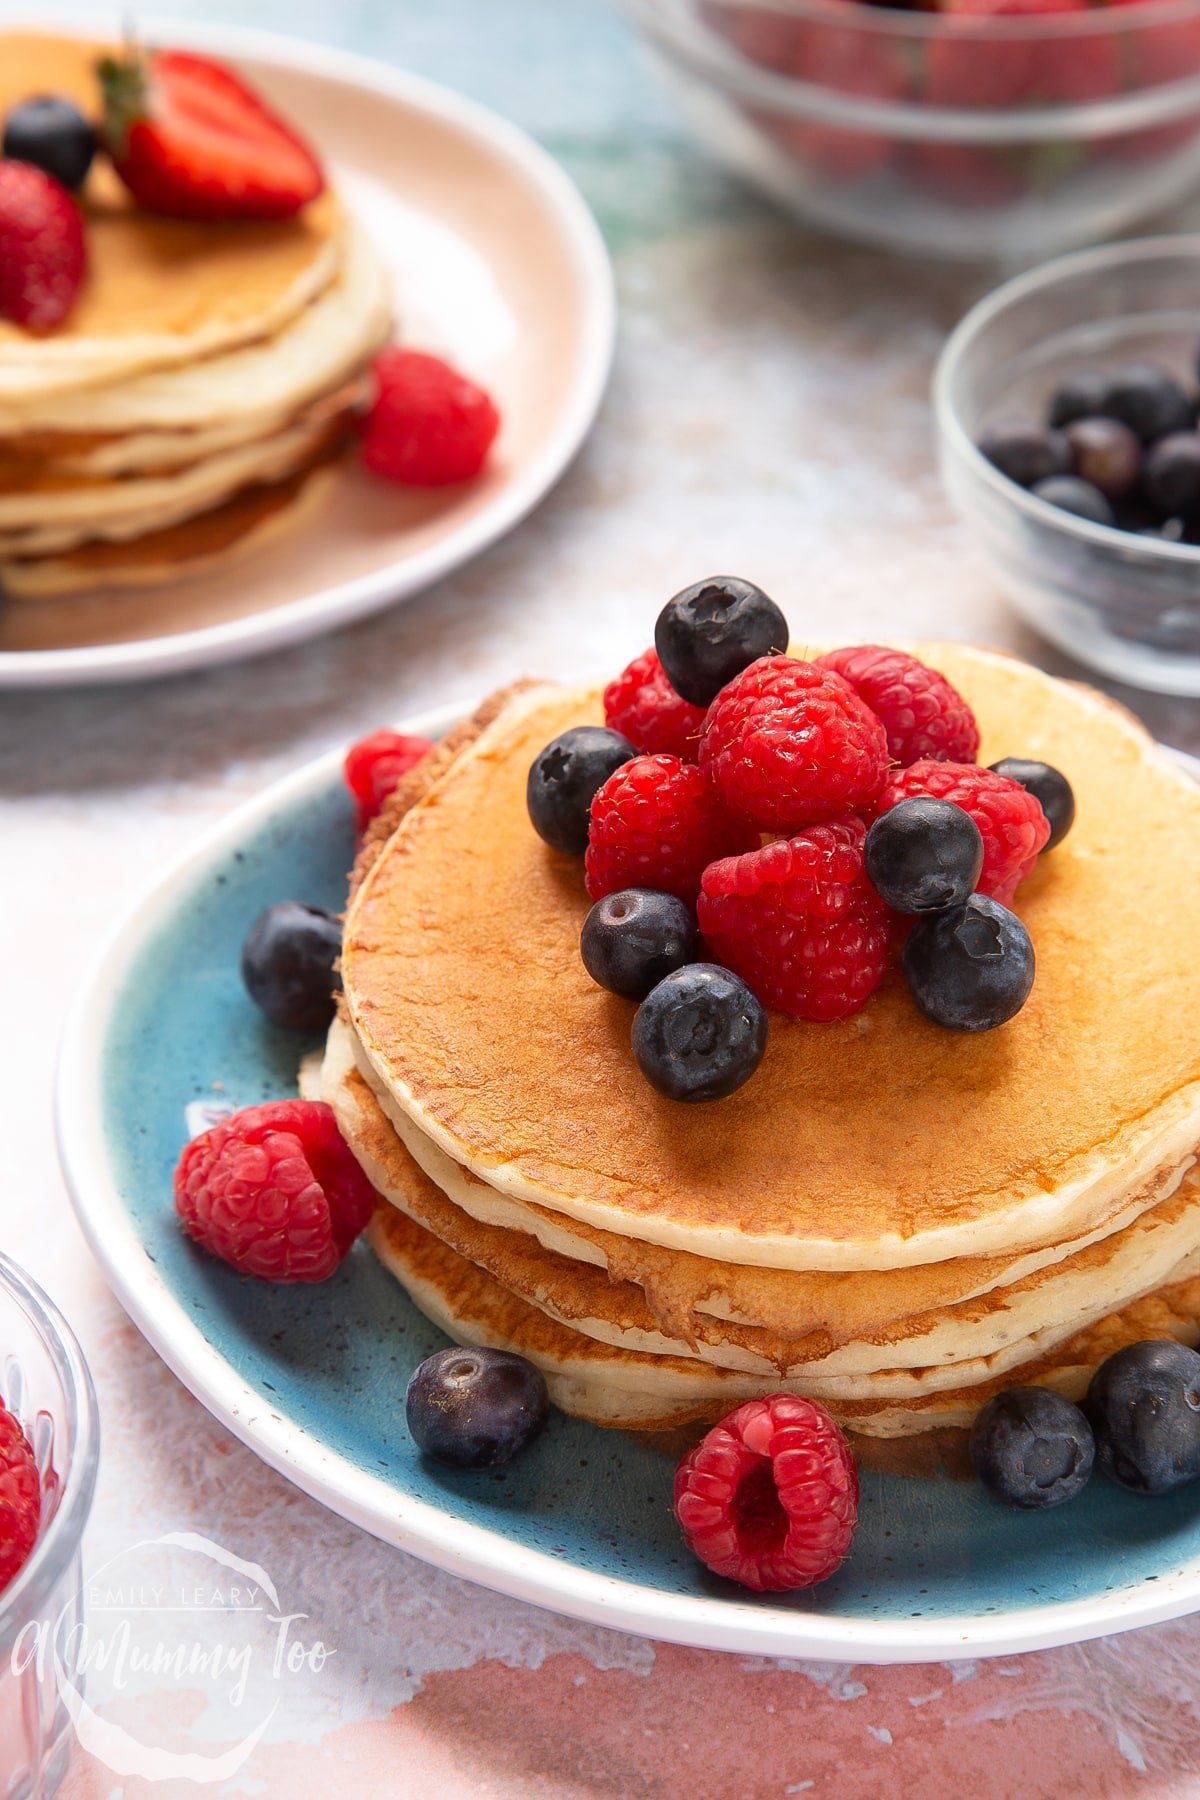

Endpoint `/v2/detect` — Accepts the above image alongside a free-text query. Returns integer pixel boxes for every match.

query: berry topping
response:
[0,161,85,333]
[584,754,742,905]
[901,894,1035,1032]
[603,648,707,761]
[1063,417,1142,503]
[815,644,980,767]
[0,1405,41,1596]
[1143,433,1200,519]
[698,818,890,1021]
[580,887,701,1001]
[699,656,889,833]
[871,760,1050,907]
[240,901,342,1033]
[361,348,500,487]
[1101,362,1194,445]
[3,96,96,190]
[674,1395,858,1592]
[632,964,767,1102]
[969,1388,1095,1511]
[864,797,984,916]
[99,49,325,219]
[978,419,1072,489]
[1085,1340,1200,1496]
[344,729,434,834]
[987,757,1075,852]
[1048,370,1112,431]
[527,726,635,857]
[1031,474,1114,527]
[655,576,789,707]
[174,1099,375,1282]
[406,1345,549,1469]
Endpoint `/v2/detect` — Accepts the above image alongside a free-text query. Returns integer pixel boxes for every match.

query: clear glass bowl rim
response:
[0,1254,99,1639]
[934,231,1200,568]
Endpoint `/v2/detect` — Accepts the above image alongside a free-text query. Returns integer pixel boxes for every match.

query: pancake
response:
[0,35,343,403]
[342,652,1200,1274]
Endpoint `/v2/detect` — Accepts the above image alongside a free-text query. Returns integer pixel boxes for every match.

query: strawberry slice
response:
[99,49,325,221]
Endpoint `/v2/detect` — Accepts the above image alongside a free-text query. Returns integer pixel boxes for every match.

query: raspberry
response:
[815,645,980,768]
[344,730,435,834]
[0,162,86,333]
[698,818,890,1020]
[361,348,499,487]
[603,649,707,762]
[584,754,743,905]
[674,1395,858,1592]
[871,761,1050,908]
[699,656,889,833]
[0,1405,40,1595]
[174,1100,375,1283]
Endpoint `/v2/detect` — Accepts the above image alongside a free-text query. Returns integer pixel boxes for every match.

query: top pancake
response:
[0,35,342,403]
[342,647,1200,1273]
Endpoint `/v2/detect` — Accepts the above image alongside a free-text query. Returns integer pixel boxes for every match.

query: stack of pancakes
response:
[323,645,1200,1443]
[0,35,391,599]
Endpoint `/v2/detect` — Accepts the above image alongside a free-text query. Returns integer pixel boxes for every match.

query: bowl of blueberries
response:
[936,235,1200,695]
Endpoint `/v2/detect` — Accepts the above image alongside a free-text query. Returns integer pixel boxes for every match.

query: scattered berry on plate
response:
[699,655,889,833]
[698,819,890,1021]
[864,797,983,916]
[0,161,86,333]
[99,49,325,219]
[977,419,1072,490]
[405,1345,549,1469]
[361,348,500,487]
[815,643,980,766]
[584,753,743,904]
[871,760,1050,906]
[241,901,342,1033]
[527,725,635,857]
[1085,1339,1200,1496]
[174,1099,375,1282]
[1101,361,1194,445]
[901,893,1035,1031]
[344,729,435,835]
[1031,474,1114,527]
[987,757,1075,851]
[674,1394,858,1592]
[3,95,96,190]
[580,887,701,1001]
[1063,416,1142,503]
[0,1404,41,1596]
[1143,432,1200,519]
[654,576,789,706]
[603,648,707,761]
[969,1387,1095,1510]
[632,963,767,1102]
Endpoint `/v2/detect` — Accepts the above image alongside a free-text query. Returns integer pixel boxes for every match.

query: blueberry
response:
[1143,432,1200,518]
[406,1345,549,1469]
[1102,362,1194,444]
[1085,1340,1200,1496]
[969,1387,1095,1510]
[655,576,788,706]
[864,798,982,917]
[1047,370,1113,430]
[978,419,1072,489]
[580,888,701,1001]
[527,726,634,855]
[1063,416,1141,502]
[240,901,342,1032]
[902,894,1034,1032]
[987,758,1075,851]
[1031,474,1114,527]
[3,96,96,189]
[632,963,767,1102]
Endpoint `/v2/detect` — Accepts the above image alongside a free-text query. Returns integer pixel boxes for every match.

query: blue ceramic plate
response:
[55,714,1200,1662]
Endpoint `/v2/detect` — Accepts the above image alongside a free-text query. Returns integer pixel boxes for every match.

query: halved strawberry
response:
[98,49,325,221]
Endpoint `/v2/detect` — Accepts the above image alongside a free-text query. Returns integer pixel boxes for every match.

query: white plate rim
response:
[0,13,615,690]
[53,708,1200,1663]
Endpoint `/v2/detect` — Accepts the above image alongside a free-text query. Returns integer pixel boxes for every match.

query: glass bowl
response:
[0,1256,99,1800]
[621,0,1200,260]
[935,234,1200,695]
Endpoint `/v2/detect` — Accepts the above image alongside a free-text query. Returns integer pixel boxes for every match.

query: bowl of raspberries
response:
[621,0,1200,260]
